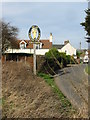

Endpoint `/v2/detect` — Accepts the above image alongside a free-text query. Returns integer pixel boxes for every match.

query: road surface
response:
[54,64,88,117]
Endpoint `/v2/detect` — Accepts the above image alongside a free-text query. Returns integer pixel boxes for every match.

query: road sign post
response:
[28,25,41,76]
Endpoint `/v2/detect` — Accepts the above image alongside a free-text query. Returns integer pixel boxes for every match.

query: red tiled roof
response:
[17,39,52,49]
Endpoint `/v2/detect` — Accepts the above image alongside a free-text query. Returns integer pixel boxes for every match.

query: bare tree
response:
[0,21,19,53]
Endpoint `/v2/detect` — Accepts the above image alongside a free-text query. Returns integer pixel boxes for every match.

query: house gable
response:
[19,40,27,49]
[61,43,76,55]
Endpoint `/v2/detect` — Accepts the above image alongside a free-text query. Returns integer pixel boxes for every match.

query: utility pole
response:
[80,42,81,50]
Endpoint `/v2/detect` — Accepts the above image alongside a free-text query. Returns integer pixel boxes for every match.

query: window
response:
[20,43,25,49]
[36,44,39,49]
[65,50,67,54]
[34,43,42,49]
[39,43,42,49]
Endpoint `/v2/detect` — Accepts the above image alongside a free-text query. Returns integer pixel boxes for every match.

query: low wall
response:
[2,54,45,73]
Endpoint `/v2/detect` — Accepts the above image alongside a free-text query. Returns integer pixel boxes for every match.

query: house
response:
[5,33,52,55]
[2,33,77,69]
[5,35,76,56]
[53,40,76,56]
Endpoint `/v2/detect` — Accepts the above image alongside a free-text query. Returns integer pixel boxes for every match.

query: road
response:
[54,64,88,117]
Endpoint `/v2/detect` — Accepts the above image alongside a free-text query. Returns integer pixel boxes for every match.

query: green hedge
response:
[39,48,75,75]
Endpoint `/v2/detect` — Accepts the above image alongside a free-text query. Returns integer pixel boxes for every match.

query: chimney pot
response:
[50,33,52,42]
[64,40,69,45]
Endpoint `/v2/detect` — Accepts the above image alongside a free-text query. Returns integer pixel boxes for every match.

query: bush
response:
[76,51,82,58]
[45,47,60,60]
[66,55,71,64]
[39,48,76,75]
[44,48,68,74]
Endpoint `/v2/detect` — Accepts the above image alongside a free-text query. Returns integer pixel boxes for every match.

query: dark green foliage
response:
[39,48,76,75]
[76,51,82,58]
[40,48,73,75]
[45,48,61,72]
[38,73,72,107]
[59,52,67,67]
[45,47,60,60]
[81,9,90,36]
[45,48,71,67]
[66,55,71,64]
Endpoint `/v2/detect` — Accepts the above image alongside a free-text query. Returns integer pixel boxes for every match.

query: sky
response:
[1,2,89,49]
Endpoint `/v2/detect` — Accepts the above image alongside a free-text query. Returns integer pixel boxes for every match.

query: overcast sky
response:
[1,2,88,49]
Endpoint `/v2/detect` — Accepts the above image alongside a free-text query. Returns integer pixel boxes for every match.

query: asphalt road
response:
[55,64,88,117]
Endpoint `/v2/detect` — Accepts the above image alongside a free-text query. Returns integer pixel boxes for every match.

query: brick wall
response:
[2,54,45,73]
[36,55,45,72]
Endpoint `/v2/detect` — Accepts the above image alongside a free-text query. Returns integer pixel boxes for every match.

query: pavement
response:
[54,64,88,117]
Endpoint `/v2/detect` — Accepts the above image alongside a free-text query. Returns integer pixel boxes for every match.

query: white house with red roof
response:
[5,33,76,56]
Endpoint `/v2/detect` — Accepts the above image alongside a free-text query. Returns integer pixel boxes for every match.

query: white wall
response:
[5,43,76,56]
[58,43,76,56]
[5,49,49,55]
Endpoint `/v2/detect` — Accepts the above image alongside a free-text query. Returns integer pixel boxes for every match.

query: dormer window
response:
[35,42,42,49]
[19,40,27,49]
[20,43,25,49]
[36,44,39,49]
[39,43,42,49]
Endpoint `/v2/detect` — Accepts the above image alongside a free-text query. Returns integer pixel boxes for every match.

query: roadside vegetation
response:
[38,72,72,108]
[2,61,78,118]
[39,47,77,75]
[85,66,90,75]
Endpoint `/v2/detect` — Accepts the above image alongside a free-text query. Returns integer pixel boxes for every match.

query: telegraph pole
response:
[80,42,81,50]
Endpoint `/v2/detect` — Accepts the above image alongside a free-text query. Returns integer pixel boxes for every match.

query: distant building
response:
[5,33,52,55]
[2,34,77,68]
[5,36,76,56]
[53,40,76,56]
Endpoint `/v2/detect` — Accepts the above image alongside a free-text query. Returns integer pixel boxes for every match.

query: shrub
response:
[45,47,60,60]
[44,48,68,74]
[66,55,71,64]
[39,48,76,75]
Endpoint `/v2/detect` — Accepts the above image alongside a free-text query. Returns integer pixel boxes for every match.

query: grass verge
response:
[38,73,72,108]
[85,66,90,75]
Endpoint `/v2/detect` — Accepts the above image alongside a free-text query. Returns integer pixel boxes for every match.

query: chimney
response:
[64,40,69,45]
[50,33,52,42]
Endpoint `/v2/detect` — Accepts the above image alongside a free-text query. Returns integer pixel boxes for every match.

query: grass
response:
[38,72,72,108]
[0,97,5,106]
[85,66,90,75]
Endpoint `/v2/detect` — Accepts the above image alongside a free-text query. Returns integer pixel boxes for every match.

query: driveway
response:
[54,64,88,117]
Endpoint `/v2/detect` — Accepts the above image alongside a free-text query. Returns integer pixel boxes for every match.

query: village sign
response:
[28,25,41,76]
[28,25,41,43]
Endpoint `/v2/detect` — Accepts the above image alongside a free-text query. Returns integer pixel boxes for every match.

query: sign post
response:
[33,43,36,75]
[28,25,41,75]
